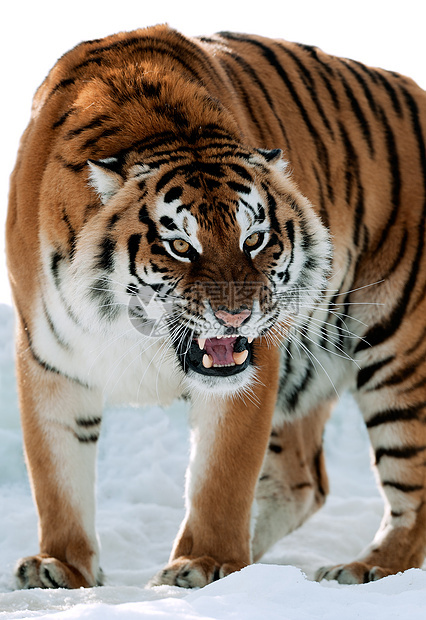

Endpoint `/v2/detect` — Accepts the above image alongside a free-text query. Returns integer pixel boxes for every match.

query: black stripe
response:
[227,180,251,194]
[313,166,330,229]
[262,185,281,235]
[287,364,312,410]
[239,198,257,220]
[294,43,340,109]
[400,86,426,312]
[42,568,63,589]
[218,59,271,145]
[391,510,404,518]
[229,163,253,183]
[159,216,178,231]
[76,416,102,427]
[128,233,142,279]
[156,167,185,193]
[405,324,426,357]
[75,433,99,443]
[412,277,426,314]
[355,92,426,352]
[89,277,119,321]
[339,67,375,157]
[374,70,403,117]
[220,32,333,201]
[139,205,159,243]
[285,220,295,269]
[56,155,86,174]
[373,108,402,251]
[219,51,291,147]
[370,357,424,391]
[366,404,426,428]
[338,122,364,247]
[355,94,425,351]
[80,36,212,88]
[42,300,70,351]
[119,37,221,90]
[50,77,76,97]
[150,243,170,257]
[383,481,423,493]
[291,482,313,490]
[81,126,122,152]
[380,229,408,280]
[313,447,326,497]
[164,186,183,204]
[17,307,90,388]
[51,251,63,288]
[49,250,89,328]
[375,445,426,465]
[357,356,394,389]
[343,61,378,117]
[64,115,111,140]
[95,236,116,272]
[52,108,75,129]
[107,213,121,230]
[276,43,334,137]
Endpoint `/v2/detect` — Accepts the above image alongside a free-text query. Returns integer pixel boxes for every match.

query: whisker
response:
[290,321,360,368]
[290,334,339,397]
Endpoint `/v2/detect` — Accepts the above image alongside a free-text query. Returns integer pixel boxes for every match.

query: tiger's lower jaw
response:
[185,364,258,396]
[174,334,257,393]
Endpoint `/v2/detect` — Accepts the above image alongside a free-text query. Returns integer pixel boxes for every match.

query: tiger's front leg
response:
[15,334,103,589]
[151,344,280,588]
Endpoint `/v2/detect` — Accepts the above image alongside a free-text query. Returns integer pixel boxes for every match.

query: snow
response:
[0,299,425,618]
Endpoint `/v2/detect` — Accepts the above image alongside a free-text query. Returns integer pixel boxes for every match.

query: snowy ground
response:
[1,301,425,619]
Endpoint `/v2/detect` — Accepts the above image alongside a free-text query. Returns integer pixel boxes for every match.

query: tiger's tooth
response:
[202,354,213,368]
[248,337,254,343]
[217,335,222,339]
[233,350,249,365]
[198,338,206,350]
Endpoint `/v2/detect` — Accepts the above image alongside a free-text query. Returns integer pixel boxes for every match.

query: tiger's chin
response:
[184,364,258,397]
[175,334,258,396]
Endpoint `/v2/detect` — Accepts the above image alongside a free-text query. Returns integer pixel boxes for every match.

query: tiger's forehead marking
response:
[236,186,269,240]
[155,190,202,254]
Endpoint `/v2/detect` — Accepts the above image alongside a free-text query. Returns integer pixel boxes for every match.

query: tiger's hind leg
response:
[317,380,426,584]
[252,402,332,562]
[15,333,103,589]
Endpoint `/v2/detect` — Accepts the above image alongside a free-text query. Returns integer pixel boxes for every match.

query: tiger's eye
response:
[171,239,190,254]
[245,232,260,247]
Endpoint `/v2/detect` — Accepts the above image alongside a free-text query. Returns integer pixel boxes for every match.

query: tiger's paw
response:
[15,555,98,589]
[315,561,394,584]
[149,556,244,588]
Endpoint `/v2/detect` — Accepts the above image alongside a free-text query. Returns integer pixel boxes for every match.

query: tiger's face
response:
[74,144,331,395]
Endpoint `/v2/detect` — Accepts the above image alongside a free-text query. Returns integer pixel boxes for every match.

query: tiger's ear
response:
[255,148,288,173]
[87,157,124,204]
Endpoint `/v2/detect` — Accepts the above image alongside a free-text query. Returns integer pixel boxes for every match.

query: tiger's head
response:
[72,136,331,395]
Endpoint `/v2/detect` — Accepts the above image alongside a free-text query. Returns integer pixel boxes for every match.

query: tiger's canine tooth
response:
[202,354,213,368]
[233,350,249,365]
[198,338,206,350]
[248,337,254,343]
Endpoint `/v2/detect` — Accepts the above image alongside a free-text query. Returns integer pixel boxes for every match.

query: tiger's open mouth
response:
[175,334,254,377]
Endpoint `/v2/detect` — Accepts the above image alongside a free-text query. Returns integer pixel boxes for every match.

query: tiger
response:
[6,24,426,590]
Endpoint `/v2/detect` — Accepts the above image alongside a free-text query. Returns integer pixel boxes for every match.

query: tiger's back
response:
[6,25,426,589]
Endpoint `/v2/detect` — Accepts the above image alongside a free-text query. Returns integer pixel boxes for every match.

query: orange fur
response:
[6,24,426,588]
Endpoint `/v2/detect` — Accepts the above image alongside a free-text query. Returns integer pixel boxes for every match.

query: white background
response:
[1,0,425,305]
[1,5,426,617]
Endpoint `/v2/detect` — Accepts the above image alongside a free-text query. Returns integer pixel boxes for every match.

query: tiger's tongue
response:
[204,337,237,365]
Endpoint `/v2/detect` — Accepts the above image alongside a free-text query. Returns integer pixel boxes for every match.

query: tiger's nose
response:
[214,308,251,328]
